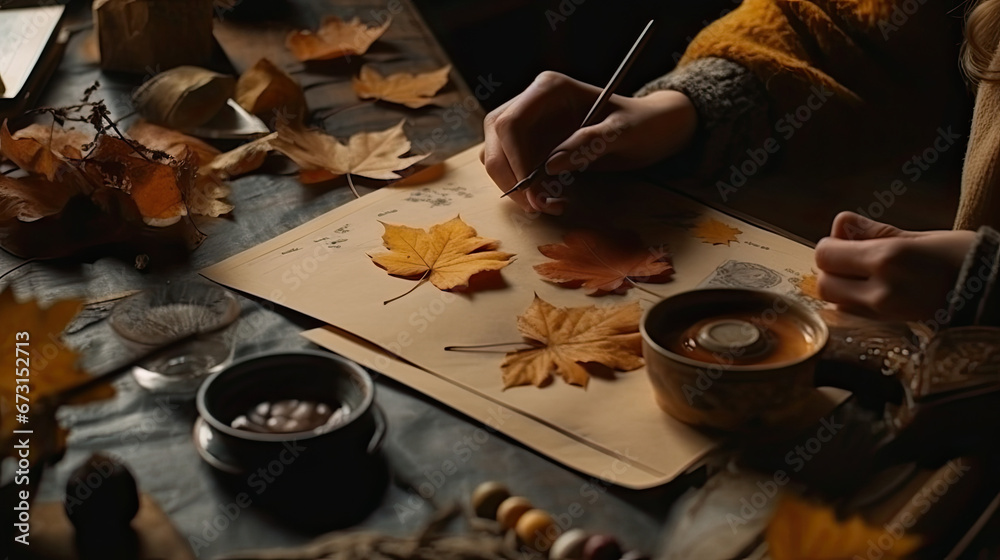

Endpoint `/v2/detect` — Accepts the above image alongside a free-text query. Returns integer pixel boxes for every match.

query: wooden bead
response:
[515,509,560,552]
[582,534,623,560]
[496,496,533,529]
[471,481,511,519]
[550,528,590,559]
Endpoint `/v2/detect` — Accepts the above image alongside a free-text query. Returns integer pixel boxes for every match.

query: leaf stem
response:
[346,173,361,198]
[383,269,429,305]
[443,342,531,353]
[624,277,663,300]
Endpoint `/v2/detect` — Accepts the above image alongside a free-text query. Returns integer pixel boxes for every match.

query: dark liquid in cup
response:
[231,399,351,434]
[660,311,817,366]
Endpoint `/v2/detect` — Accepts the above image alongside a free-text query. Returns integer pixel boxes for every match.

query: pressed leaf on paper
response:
[236,58,307,124]
[370,216,514,293]
[1,120,86,181]
[0,290,115,465]
[796,273,822,300]
[502,296,643,389]
[286,16,392,62]
[534,229,673,296]
[352,65,451,109]
[766,495,921,560]
[692,218,742,246]
[271,121,427,186]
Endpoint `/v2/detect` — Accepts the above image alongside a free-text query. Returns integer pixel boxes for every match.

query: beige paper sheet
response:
[203,145,832,489]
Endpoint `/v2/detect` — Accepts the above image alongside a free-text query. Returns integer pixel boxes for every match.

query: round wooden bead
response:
[471,481,511,519]
[497,496,534,529]
[515,509,560,552]
[582,534,623,560]
[550,528,590,559]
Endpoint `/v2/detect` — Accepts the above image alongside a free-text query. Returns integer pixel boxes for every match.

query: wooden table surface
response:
[0,0,687,557]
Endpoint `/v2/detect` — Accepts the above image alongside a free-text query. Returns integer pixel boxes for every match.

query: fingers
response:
[814,237,874,278]
[816,271,881,310]
[830,211,904,240]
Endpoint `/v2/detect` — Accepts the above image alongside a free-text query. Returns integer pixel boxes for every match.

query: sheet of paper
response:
[203,146,833,488]
[0,6,63,99]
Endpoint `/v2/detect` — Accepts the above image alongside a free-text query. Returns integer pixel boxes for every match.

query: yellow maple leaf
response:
[501,296,643,389]
[692,218,742,246]
[286,16,391,62]
[271,121,427,192]
[370,216,514,300]
[767,495,921,560]
[352,65,451,109]
[0,290,115,464]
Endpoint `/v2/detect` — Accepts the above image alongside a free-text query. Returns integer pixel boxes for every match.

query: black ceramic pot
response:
[195,350,387,528]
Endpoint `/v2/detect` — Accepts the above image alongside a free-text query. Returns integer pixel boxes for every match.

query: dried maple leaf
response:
[352,65,451,109]
[534,229,673,296]
[501,296,643,389]
[127,120,234,218]
[766,495,921,560]
[286,16,391,62]
[1,120,88,181]
[203,132,276,180]
[236,58,308,124]
[692,218,742,246]
[0,175,78,223]
[395,162,447,186]
[271,121,427,192]
[370,216,514,300]
[80,135,189,226]
[0,290,115,466]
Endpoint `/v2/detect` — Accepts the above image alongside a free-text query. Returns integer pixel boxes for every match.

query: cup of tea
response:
[641,289,829,431]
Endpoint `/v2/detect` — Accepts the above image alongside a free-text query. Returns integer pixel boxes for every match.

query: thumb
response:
[543,121,619,176]
[831,211,904,240]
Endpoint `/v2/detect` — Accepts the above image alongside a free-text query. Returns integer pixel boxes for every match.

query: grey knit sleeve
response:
[946,226,1000,328]
[635,57,771,181]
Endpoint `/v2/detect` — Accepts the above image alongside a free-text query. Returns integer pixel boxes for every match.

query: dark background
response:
[415,0,742,110]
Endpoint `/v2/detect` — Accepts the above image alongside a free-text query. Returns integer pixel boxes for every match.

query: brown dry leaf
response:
[132,66,235,130]
[271,121,427,188]
[80,135,189,226]
[0,175,79,223]
[352,65,450,109]
[692,218,742,246]
[126,120,235,218]
[203,132,276,180]
[371,216,514,298]
[0,290,115,465]
[534,229,673,296]
[236,58,307,124]
[767,495,921,560]
[0,120,87,181]
[501,296,643,389]
[395,162,447,186]
[286,16,391,62]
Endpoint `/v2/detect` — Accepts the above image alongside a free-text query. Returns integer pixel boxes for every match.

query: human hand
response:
[815,212,976,320]
[481,71,697,215]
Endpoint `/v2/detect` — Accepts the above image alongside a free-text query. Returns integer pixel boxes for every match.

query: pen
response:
[499,19,655,199]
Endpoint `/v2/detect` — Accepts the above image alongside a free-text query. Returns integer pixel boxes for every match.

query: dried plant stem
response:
[443,342,531,353]
[346,173,361,198]
[383,269,429,305]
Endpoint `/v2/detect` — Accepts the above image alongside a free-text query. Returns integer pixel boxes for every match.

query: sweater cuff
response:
[945,226,1000,327]
[635,57,771,181]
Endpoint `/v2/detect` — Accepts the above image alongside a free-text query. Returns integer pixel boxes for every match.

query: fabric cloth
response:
[947,226,1000,327]
[958,45,1000,232]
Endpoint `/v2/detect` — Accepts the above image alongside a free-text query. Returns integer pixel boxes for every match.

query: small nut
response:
[496,496,533,530]
[471,481,511,519]
[515,508,559,552]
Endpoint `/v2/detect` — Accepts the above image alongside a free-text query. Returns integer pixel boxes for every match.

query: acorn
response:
[471,481,511,519]
[582,534,623,560]
[550,528,590,559]
[497,496,534,530]
[515,508,560,552]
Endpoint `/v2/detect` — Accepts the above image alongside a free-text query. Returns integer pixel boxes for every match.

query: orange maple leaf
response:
[370,216,514,301]
[767,495,921,560]
[501,296,643,389]
[286,16,391,62]
[352,65,451,109]
[692,218,742,246]
[0,290,115,465]
[534,229,673,296]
